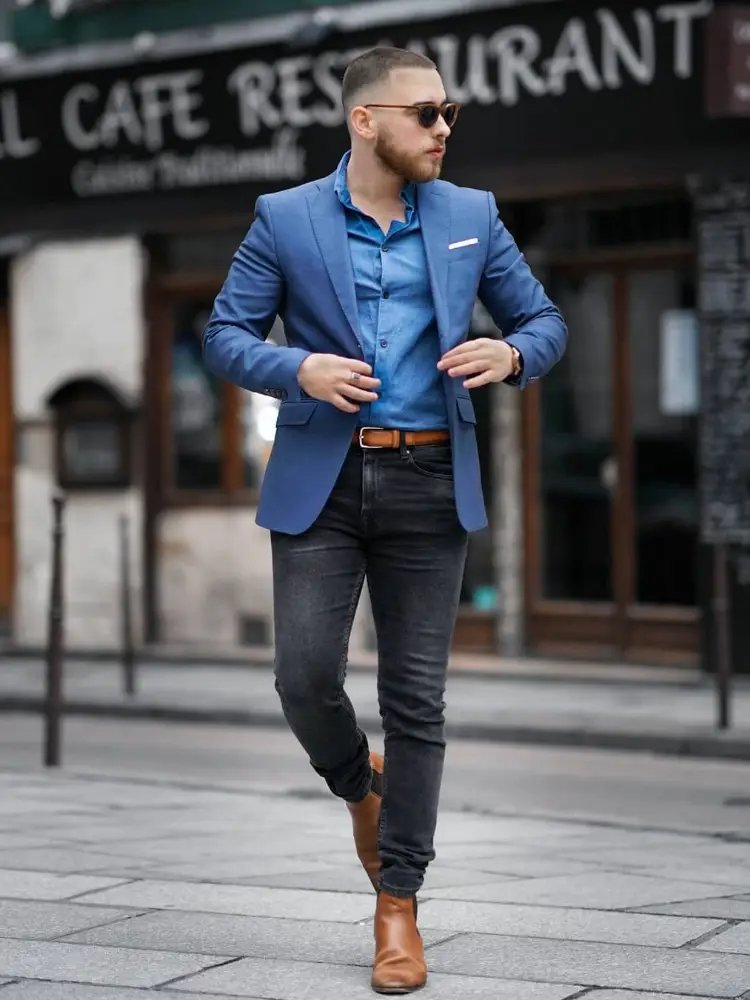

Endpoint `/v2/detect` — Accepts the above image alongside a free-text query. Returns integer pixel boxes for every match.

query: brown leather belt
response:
[352,427,450,449]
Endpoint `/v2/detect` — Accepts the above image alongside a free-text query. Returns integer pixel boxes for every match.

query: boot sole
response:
[371,984,426,995]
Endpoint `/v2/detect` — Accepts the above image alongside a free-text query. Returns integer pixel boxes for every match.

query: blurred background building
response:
[0,0,748,668]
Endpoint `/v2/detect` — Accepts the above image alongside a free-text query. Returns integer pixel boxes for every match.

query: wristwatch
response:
[508,344,523,378]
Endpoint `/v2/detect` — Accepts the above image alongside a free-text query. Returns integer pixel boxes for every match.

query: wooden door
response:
[523,249,701,665]
[0,308,13,634]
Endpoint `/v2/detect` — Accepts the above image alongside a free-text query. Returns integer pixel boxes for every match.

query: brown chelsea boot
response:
[371,890,427,994]
[346,751,384,892]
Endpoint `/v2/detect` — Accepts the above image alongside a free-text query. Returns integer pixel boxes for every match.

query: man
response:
[203,45,566,995]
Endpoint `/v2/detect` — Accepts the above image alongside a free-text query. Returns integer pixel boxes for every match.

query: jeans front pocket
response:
[404,444,454,481]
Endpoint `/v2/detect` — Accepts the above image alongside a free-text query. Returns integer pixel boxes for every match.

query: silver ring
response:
[350,371,362,383]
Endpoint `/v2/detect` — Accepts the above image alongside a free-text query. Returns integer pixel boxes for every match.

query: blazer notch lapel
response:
[417,183,452,350]
[307,180,363,355]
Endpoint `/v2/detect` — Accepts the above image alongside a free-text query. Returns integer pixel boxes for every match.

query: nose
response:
[435,114,451,139]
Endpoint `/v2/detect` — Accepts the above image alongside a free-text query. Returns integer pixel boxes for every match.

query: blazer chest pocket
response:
[449,247,483,303]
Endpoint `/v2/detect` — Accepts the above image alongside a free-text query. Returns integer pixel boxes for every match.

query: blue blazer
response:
[203,171,567,534]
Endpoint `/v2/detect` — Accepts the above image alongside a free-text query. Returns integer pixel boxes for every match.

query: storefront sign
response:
[706,4,750,116]
[0,0,743,211]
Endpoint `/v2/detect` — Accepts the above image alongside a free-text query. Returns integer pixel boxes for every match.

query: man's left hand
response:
[437,339,515,388]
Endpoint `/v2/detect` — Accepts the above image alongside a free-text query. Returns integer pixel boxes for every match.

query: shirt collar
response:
[334,150,416,215]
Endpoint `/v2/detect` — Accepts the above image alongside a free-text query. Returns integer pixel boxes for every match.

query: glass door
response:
[539,273,615,605]
[525,258,701,663]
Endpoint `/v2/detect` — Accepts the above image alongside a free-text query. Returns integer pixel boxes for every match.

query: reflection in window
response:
[629,270,698,606]
[63,422,121,480]
[171,301,222,489]
[541,274,614,601]
[168,303,285,496]
[242,391,279,489]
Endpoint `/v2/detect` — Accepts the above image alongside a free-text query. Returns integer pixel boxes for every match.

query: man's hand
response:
[437,339,515,388]
[297,354,381,414]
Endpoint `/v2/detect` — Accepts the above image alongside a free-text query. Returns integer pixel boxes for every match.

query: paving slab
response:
[697,921,750,954]
[422,872,747,908]
[64,832,351,858]
[63,909,452,962]
[74,879,377,921]
[0,938,233,988]
[416,898,723,946]
[124,857,341,884]
[0,848,162,876]
[0,801,102,818]
[624,863,750,890]
[0,984,253,999]
[583,993,722,999]
[0,835,66,849]
[240,862,504,893]
[552,849,719,874]
[175,955,583,999]
[426,933,750,996]
[448,857,604,878]
[0,870,126,902]
[637,898,750,920]
[0,901,142,941]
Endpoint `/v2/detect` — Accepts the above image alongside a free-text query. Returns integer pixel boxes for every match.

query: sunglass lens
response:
[443,104,458,127]
[417,106,440,128]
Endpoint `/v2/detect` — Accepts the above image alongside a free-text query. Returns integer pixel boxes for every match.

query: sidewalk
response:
[1,766,750,998]
[2,653,750,760]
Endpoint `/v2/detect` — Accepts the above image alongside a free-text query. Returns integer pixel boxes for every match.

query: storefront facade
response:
[1,0,748,663]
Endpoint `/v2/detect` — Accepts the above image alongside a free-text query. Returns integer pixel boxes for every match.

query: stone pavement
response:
[1,768,750,998]
[2,654,750,759]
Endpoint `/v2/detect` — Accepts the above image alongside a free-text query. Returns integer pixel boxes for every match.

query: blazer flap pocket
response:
[275,400,318,426]
[456,395,476,424]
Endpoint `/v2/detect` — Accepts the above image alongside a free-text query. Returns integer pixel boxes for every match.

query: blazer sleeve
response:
[202,195,311,398]
[477,192,567,389]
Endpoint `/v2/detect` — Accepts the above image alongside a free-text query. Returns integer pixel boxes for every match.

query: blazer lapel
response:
[307,175,363,357]
[417,182,452,351]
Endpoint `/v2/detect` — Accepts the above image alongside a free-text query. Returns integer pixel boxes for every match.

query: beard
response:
[374,129,442,184]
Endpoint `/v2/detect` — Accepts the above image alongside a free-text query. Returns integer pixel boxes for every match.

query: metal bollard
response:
[713,543,733,730]
[119,513,136,697]
[44,492,66,768]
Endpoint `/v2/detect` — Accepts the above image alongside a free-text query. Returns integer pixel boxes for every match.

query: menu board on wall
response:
[697,179,750,544]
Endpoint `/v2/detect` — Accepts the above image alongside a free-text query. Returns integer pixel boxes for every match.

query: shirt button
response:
[381,246,389,253]
[380,339,387,348]
[383,291,389,299]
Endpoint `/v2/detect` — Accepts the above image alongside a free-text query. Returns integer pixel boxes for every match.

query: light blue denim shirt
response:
[334,151,448,430]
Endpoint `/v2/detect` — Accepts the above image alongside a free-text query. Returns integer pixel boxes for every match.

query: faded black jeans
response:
[271,441,468,897]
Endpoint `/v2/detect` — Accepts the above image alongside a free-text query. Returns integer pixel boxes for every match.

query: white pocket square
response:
[448,238,479,250]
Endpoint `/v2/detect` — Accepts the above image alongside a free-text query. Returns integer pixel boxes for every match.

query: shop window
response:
[48,378,132,490]
[539,193,692,256]
[165,297,280,500]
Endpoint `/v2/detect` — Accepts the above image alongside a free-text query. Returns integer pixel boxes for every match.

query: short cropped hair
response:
[341,46,436,113]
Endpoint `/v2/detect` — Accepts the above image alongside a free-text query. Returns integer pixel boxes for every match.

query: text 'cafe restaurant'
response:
[0,0,748,667]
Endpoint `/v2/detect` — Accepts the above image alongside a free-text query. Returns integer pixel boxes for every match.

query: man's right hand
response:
[297,354,381,414]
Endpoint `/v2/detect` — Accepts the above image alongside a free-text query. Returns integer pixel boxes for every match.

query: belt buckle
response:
[359,426,386,449]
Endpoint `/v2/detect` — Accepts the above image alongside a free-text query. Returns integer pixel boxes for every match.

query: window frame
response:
[149,275,262,508]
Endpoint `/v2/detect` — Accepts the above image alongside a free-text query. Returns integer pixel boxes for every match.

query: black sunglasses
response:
[363,101,461,129]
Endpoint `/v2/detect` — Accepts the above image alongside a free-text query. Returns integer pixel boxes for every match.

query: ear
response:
[349,105,376,141]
